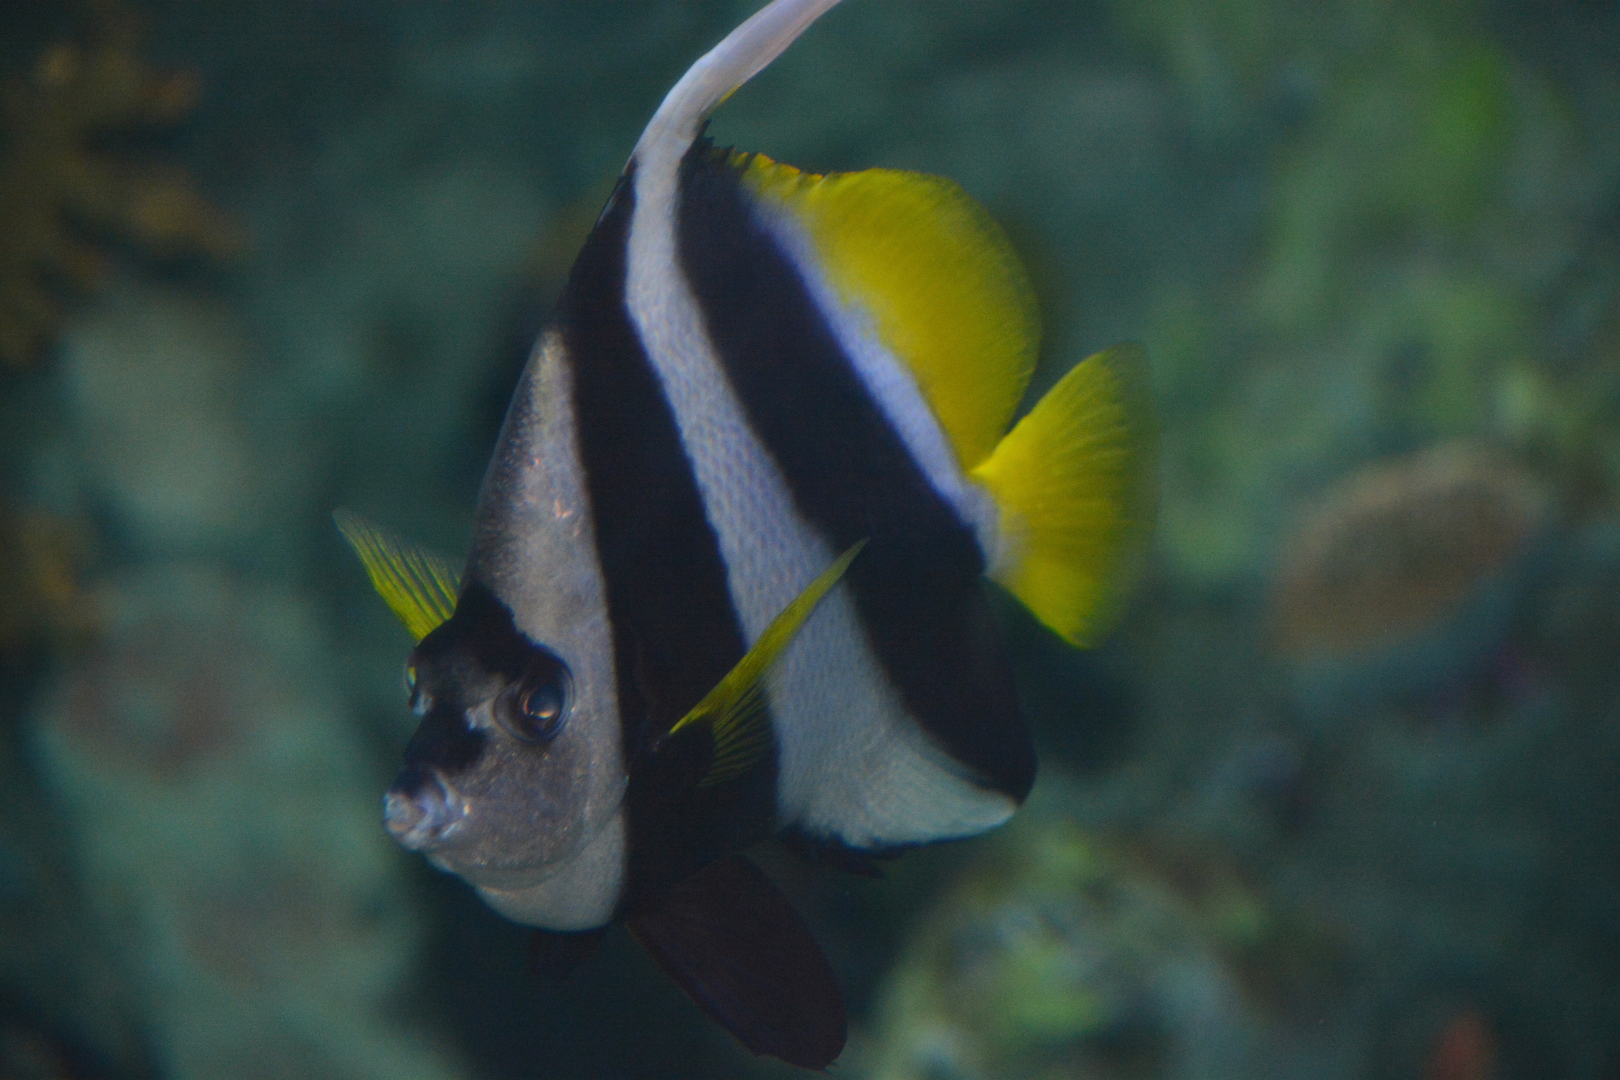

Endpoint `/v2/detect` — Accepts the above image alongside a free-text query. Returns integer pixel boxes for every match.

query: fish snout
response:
[384,765,465,850]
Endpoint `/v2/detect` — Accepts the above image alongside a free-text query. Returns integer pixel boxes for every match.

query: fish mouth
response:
[383,766,466,851]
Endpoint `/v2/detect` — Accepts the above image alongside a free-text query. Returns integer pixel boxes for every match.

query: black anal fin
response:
[527,926,609,980]
[627,854,847,1070]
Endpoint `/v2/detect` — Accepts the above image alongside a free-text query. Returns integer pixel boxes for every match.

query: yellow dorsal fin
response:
[971,344,1158,647]
[334,509,461,643]
[739,154,1039,471]
[668,539,867,788]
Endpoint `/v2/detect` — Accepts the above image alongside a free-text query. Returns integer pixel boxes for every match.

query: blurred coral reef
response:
[0,3,464,1078]
[0,277,467,1077]
[0,508,99,660]
[862,782,1345,1080]
[1116,0,1620,588]
[0,0,242,370]
[850,0,1620,1074]
[34,568,463,1080]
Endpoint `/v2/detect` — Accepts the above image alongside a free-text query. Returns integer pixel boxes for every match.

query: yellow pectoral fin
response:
[670,539,867,788]
[971,344,1159,647]
[334,509,461,643]
[739,154,1038,471]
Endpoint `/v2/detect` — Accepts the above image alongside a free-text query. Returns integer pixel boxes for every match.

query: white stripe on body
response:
[625,137,1014,849]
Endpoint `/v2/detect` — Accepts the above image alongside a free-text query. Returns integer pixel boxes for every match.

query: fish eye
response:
[497,655,572,743]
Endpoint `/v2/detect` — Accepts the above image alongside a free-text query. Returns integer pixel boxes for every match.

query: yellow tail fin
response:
[970,344,1158,646]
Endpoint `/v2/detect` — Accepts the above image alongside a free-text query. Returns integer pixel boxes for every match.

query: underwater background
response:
[1,0,1618,1077]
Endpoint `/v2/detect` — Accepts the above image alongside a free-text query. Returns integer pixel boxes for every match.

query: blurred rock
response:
[1266,442,1555,718]
[0,732,144,1079]
[57,279,306,559]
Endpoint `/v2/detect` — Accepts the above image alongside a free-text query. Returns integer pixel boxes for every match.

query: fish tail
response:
[970,344,1159,646]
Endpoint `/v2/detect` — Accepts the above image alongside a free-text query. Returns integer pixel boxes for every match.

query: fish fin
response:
[970,344,1158,646]
[527,926,609,980]
[636,0,843,165]
[627,855,846,1069]
[667,539,866,788]
[739,155,1039,470]
[333,509,461,643]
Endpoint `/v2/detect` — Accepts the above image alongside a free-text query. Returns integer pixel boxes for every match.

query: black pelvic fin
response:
[527,926,609,980]
[626,855,847,1070]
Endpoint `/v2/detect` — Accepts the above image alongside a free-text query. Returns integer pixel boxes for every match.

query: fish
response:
[339,0,1157,1068]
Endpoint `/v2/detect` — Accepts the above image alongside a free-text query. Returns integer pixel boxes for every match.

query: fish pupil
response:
[517,684,564,740]
[524,686,560,724]
[500,656,571,743]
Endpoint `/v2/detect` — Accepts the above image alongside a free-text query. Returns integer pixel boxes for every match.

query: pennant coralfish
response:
[340,0,1157,1068]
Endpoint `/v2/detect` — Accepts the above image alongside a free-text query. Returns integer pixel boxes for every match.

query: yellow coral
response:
[0,0,244,368]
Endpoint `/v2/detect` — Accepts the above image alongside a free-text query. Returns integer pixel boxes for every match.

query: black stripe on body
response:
[676,143,1035,806]
[557,166,778,913]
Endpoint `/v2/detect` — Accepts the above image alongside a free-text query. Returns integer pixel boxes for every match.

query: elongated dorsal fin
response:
[971,344,1159,646]
[334,509,461,642]
[634,0,843,166]
[739,154,1040,472]
[667,539,866,787]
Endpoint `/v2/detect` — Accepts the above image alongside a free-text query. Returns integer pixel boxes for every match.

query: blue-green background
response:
[1,1,1617,1077]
